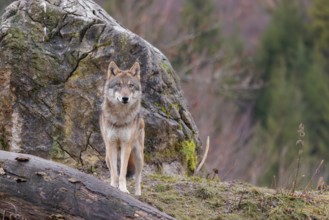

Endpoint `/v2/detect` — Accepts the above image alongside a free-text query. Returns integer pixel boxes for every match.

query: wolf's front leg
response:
[119,143,132,193]
[106,143,119,188]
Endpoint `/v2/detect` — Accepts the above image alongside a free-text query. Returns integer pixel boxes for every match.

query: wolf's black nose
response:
[122,97,129,103]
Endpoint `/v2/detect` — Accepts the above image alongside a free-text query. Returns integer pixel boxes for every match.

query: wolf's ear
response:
[107,61,120,78]
[130,62,140,80]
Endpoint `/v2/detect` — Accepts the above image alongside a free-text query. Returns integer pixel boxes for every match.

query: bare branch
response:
[195,136,210,174]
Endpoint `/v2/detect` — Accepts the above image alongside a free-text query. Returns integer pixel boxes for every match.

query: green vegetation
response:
[144,138,197,175]
[0,126,8,150]
[181,0,221,55]
[173,0,221,70]
[133,174,329,220]
[180,139,197,174]
[154,102,170,118]
[161,62,173,76]
[252,0,329,186]
[50,135,66,159]
[7,28,29,52]
[310,0,329,54]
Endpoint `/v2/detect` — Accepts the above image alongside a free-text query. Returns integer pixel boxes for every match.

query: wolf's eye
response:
[128,84,134,88]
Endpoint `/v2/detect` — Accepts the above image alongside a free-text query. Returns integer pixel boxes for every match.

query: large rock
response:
[0,0,201,174]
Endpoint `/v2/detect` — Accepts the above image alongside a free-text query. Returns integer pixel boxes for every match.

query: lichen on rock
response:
[0,0,202,174]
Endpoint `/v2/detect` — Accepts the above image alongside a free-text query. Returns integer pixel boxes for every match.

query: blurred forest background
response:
[1,0,328,188]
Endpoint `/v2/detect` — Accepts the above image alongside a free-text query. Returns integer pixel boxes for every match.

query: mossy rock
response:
[0,0,201,174]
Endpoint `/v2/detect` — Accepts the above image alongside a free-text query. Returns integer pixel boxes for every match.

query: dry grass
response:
[129,174,329,220]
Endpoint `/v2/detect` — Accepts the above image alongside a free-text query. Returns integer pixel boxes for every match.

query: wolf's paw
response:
[119,186,130,194]
[110,181,119,188]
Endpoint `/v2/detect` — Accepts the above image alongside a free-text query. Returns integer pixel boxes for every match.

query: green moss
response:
[154,102,180,119]
[161,62,172,75]
[161,106,169,117]
[30,51,51,81]
[50,135,65,159]
[194,187,214,199]
[159,193,180,205]
[44,9,61,30]
[180,139,197,174]
[7,28,28,52]
[145,138,197,174]
[189,176,203,183]
[151,144,179,164]
[239,201,262,218]
[0,127,9,151]
[154,102,170,118]
[69,32,80,38]
[155,183,172,192]
[172,103,180,112]
[0,138,9,151]
[95,41,112,49]
[161,61,176,82]
[144,151,152,163]
[88,165,96,174]
[119,33,129,44]
[178,122,183,131]
[148,174,177,183]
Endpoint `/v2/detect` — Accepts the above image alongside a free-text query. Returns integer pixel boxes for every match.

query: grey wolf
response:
[100,61,144,196]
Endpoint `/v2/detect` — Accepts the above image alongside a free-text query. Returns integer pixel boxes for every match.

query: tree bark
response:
[0,150,175,220]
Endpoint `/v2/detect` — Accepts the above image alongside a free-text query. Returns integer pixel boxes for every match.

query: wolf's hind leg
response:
[132,146,143,196]
[134,130,144,196]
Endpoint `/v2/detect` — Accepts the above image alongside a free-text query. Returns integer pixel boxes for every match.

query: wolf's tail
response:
[126,153,135,178]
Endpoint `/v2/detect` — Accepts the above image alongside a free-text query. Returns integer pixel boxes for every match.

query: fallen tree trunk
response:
[0,150,175,220]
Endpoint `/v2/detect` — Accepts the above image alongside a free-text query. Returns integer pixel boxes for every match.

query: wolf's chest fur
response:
[101,101,140,143]
[102,112,140,144]
[107,126,132,142]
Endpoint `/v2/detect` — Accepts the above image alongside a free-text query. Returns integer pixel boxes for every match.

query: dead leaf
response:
[50,214,65,220]
[15,156,30,162]
[0,167,5,175]
[68,178,80,183]
[36,171,47,176]
[134,210,148,217]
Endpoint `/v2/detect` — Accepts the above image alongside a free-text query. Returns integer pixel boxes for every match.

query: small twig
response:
[271,175,277,189]
[317,176,325,191]
[291,149,302,194]
[291,123,305,194]
[7,202,18,213]
[303,160,324,193]
[195,136,210,174]
[237,191,246,208]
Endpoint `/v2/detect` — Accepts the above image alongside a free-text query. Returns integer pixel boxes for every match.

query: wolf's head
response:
[104,61,142,106]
